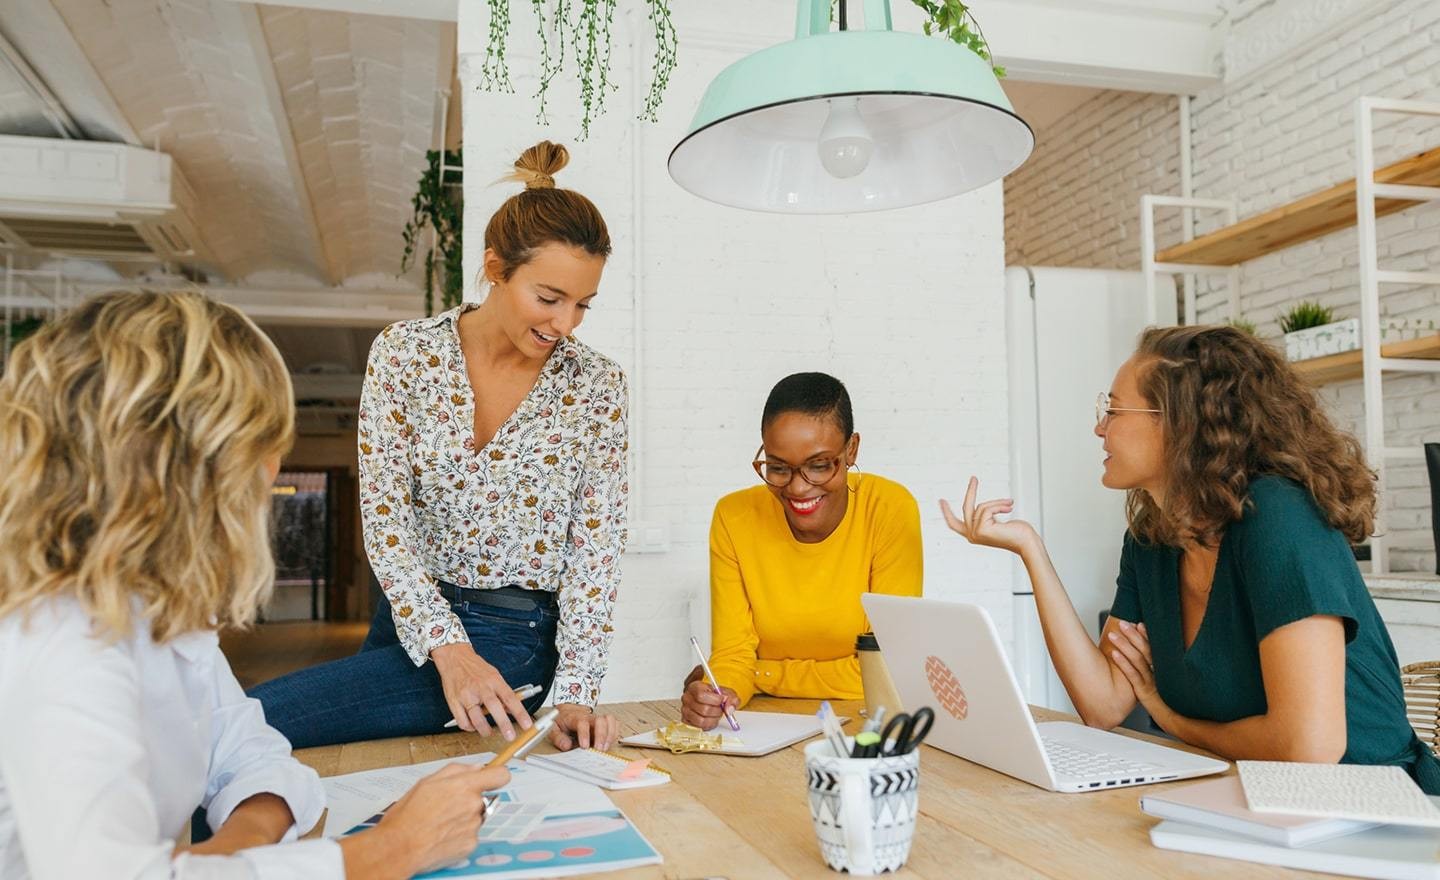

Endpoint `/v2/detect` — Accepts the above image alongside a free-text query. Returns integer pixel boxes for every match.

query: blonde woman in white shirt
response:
[251,141,626,751]
[0,291,510,879]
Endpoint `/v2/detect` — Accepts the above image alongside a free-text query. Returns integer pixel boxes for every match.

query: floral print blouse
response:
[358,304,628,707]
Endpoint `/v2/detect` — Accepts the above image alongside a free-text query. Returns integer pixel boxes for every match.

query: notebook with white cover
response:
[1150,798,1440,880]
[1140,776,1376,847]
[526,749,671,790]
[1238,761,1440,827]
[619,710,829,757]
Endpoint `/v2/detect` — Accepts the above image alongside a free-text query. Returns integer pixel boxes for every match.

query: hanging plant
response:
[478,0,677,140]
[908,0,1005,77]
[401,149,464,317]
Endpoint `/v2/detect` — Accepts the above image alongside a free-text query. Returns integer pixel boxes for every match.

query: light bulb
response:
[817,97,874,179]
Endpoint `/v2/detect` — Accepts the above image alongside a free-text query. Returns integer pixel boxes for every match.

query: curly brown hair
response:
[1126,324,1376,546]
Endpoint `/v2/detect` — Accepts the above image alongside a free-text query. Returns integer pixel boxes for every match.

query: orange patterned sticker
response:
[925,655,969,720]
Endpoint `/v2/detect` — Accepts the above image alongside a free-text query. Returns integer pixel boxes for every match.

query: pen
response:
[444,683,544,729]
[689,636,741,732]
[861,706,887,735]
[818,701,850,758]
[485,707,558,768]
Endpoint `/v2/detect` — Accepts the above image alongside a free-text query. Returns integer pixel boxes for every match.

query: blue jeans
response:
[249,589,558,750]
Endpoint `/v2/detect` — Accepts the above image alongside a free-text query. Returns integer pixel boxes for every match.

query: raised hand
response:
[939,476,1040,556]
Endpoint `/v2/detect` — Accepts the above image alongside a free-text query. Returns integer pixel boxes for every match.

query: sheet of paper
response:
[320,752,611,837]
[619,710,831,757]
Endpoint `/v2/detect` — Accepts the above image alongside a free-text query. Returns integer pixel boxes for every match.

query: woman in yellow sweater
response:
[680,372,923,729]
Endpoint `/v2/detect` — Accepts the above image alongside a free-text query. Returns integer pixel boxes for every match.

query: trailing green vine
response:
[480,0,677,139]
[909,0,1005,77]
[641,0,677,123]
[480,0,513,92]
[401,150,464,317]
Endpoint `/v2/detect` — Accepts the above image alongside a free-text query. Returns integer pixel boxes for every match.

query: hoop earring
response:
[847,460,859,493]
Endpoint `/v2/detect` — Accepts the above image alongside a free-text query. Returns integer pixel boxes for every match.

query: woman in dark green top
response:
[942,324,1440,792]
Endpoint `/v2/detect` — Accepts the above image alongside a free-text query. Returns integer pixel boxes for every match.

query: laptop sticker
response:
[926,655,969,720]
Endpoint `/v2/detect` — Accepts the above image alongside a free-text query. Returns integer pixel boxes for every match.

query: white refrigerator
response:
[1005,267,1177,712]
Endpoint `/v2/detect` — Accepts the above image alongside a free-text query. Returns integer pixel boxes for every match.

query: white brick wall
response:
[1191,0,1440,573]
[1005,90,1183,269]
[1003,1,1440,574]
[458,0,1016,701]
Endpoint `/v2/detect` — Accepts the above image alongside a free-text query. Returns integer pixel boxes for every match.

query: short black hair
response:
[761,372,854,437]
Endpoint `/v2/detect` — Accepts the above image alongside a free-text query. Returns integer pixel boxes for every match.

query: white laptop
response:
[863,594,1228,793]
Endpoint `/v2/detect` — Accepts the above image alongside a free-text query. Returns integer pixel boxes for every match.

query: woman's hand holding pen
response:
[342,762,510,880]
[680,665,739,731]
[431,642,533,739]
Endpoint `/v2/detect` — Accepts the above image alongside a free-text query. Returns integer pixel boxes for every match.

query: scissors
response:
[878,707,934,757]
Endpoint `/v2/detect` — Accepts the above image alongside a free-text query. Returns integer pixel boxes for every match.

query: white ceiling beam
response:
[0,0,143,144]
[232,4,344,286]
[676,1,1225,96]
[902,0,1224,94]
[0,29,82,139]
[8,281,424,327]
[216,0,458,23]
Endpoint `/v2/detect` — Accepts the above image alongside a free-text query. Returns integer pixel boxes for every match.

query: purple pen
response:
[690,636,741,732]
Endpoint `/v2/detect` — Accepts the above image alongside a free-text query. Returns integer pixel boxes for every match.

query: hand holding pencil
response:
[679,637,741,732]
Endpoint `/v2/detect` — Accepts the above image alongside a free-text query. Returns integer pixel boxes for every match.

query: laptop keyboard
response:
[1041,736,1161,782]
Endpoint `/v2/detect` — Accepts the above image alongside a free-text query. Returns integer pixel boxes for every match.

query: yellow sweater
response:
[708,472,923,706]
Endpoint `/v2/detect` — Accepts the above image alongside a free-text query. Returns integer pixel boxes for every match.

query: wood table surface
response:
[293,697,1329,879]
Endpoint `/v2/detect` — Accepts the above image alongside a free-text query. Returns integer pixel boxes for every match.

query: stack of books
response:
[1142,767,1440,880]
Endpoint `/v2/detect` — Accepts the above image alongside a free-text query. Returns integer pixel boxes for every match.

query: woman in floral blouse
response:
[252,141,626,752]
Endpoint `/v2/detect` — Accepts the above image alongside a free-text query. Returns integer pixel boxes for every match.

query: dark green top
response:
[1110,476,1440,793]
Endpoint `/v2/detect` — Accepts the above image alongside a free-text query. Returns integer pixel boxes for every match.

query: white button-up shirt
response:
[0,599,342,879]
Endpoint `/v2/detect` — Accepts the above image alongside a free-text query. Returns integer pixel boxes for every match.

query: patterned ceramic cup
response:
[803,739,920,875]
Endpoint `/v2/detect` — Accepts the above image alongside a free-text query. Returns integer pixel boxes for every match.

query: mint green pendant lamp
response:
[668,0,1034,213]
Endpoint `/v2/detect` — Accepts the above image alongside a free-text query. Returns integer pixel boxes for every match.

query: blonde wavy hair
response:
[1127,324,1376,547]
[0,291,295,642]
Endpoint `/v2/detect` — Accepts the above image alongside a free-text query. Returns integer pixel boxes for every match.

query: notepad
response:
[1238,761,1440,828]
[619,710,832,757]
[526,749,671,789]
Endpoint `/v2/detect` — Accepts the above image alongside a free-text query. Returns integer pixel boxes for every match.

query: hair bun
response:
[510,140,568,190]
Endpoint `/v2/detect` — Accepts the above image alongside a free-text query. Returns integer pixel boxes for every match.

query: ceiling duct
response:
[0,134,210,265]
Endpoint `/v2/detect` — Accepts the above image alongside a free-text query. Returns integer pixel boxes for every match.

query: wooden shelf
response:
[1292,332,1440,384]
[1157,146,1440,267]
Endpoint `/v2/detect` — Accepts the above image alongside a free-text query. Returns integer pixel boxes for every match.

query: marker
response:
[690,636,741,732]
[444,683,544,729]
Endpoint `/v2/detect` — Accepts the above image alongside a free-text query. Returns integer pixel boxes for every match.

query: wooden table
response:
[294,698,1327,879]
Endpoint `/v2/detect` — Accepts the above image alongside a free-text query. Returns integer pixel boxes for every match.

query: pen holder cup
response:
[803,740,920,875]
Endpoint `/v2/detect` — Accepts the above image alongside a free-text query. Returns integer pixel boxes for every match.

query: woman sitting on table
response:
[251,141,626,753]
[681,372,923,730]
[946,324,1440,791]
[0,291,509,879]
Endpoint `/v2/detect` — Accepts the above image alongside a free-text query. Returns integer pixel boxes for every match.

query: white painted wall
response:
[457,0,1015,702]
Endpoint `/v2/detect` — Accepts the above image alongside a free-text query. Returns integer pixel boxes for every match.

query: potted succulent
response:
[1279,301,1359,362]
[1225,317,1258,336]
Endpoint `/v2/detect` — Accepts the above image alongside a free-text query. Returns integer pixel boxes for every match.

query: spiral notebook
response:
[526,749,671,790]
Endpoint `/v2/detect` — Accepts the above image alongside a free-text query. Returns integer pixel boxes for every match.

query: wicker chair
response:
[1401,661,1440,756]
